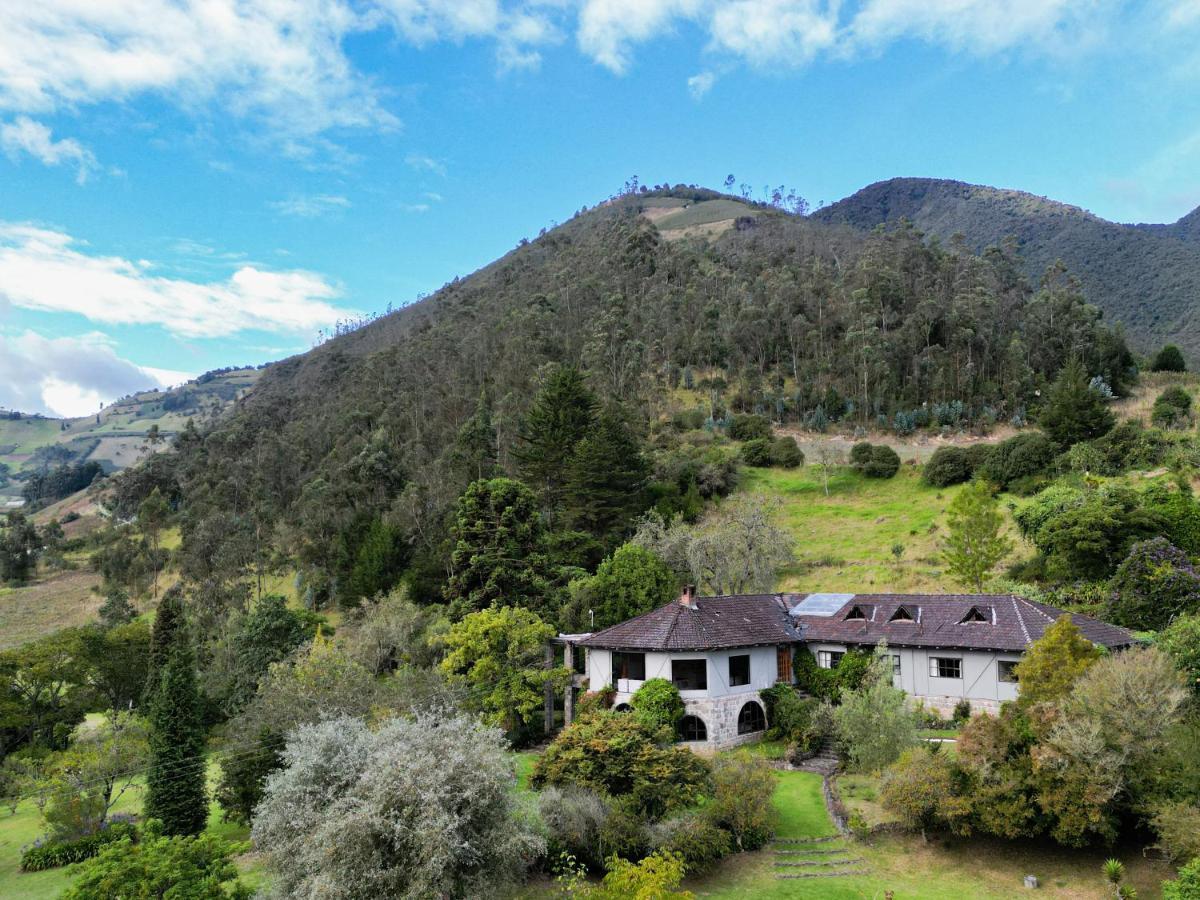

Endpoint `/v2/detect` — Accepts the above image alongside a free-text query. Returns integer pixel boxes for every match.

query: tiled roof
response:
[794,593,1136,652]
[578,592,1136,653]
[579,594,802,651]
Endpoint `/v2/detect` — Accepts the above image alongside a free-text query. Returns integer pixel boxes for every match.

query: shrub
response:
[759,684,814,741]
[952,699,973,725]
[769,436,804,468]
[849,441,874,467]
[923,447,972,487]
[1108,538,1200,630]
[630,679,685,733]
[1163,858,1200,900]
[532,713,710,819]
[649,813,732,875]
[879,746,971,839]
[702,753,777,851]
[1152,801,1200,864]
[739,438,771,467]
[729,414,771,442]
[834,652,920,773]
[978,432,1056,489]
[1152,344,1187,373]
[1159,613,1200,693]
[576,687,616,720]
[1153,386,1194,430]
[1091,420,1171,473]
[537,786,612,871]
[21,822,137,872]
[863,445,901,478]
[963,443,994,473]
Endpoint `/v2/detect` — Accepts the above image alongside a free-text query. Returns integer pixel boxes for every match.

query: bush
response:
[537,786,612,871]
[1159,613,1200,693]
[630,679,685,733]
[576,687,616,720]
[739,438,771,467]
[21,822,137,872]
[759,684,814,741]
[1163,858,1200,900]
[702,753,777,851]
[1153,386,1194,430]
[729,414,772,442]
[864,445,901,478]
[923,447,973,487]
[952,699,973,725]
[963,443,994,473]
[1107,537,1200,631]
[769,436,804,468]
[1152,344,1187,373]
[879,747,971,839]
[834,652,920,773]
[1152,801,1200,864]
[532,713,710,819]
[849,441,874,467]
[649,813,732,875]
[979,432,1056,489]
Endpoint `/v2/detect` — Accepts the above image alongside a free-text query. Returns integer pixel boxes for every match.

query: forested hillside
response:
[115,185,1134,614]
[813,177,1200,359]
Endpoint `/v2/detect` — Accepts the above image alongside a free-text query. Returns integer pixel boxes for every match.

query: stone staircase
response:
[772,836,868,879]
[794,738,840,775]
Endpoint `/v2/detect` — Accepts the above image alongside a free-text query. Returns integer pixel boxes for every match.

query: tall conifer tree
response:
[566,405,649,545]
[145,639,208,836]
[515,366,597,520]
[142,585,184,706]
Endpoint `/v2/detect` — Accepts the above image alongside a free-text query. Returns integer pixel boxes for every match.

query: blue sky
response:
[2,1,1199,416]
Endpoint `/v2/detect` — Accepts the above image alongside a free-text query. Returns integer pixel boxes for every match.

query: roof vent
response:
[959,606,992,624]
[844,605,870,621]
[888,605,917,623]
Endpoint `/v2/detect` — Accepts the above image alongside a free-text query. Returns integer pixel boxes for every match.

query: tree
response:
[0,511,40,584]
[440,605,568,736]
[63,819,249,900]
[630,678,685,733]
[42,712,149,841]
[449,386,499,483]
[632,495,793,596]
[812,443,843,497]
[444,478,556,619]
[1152,344,1187,373]
[1107,538,1200,631]
[1039,357,1115,447]
[144,640,207,837]
[703,753,778,851]
[515,365,598,519]
[76,621,151,712]
[566,405,650,545]
[138,487,170,600]
[1162,858,1200,900]
[880,746,971,841]
[1153,386,1194,429]
[0,629,89,754]
[97,587,135,628]
[1014,616,1102,706]
[143,585,185,706]
[565,544,677,632]
[347,518,404,603]
[978,431,1056,489]
[252,714,543,900]
[833,647,919,773]
[941,480,1012,591]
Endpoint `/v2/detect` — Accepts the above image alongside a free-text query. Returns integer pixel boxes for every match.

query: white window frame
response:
[997,660,1020,683]
[817,650,844,670]
[929,656,962,679]
[891,654,901,677]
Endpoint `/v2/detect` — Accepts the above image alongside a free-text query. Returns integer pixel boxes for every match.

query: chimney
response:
[678,584,696,607]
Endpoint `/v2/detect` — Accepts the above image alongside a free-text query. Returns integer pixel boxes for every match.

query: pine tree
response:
[566,405,649,545]
[98,587,136,628]
[942,480,1013,592]
[1038,357,1115,448]
[450,386,498,483]
[144,639,208,836]
[514,366,597,520]
[143,585,185,706]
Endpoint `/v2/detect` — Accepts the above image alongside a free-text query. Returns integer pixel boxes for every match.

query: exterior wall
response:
[584,646,778,745]
[803,644,1022,715]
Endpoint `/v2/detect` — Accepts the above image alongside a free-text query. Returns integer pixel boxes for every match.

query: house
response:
[567,588,1135,748]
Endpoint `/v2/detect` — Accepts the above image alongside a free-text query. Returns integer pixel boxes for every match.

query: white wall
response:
[587,645,780,702]
[803,644,1022,704]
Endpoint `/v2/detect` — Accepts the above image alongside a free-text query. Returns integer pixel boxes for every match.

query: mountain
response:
[811,178,1200,359]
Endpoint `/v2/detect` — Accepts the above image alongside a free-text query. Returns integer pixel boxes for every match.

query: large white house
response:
[567,588,1135,748]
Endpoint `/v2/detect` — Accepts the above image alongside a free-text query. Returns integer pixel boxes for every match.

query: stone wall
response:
[680,693,768,749]
[915,694,1002,718]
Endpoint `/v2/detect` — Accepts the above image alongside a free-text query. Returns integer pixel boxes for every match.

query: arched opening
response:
[613,703,632,713]
[737,701,766,735]
[678,715,707,742]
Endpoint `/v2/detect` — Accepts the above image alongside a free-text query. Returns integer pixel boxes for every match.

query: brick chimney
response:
[678,584,696,607]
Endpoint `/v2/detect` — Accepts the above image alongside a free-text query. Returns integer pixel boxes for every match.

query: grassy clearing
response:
[0,570,104,651]
[741,465,1034,593]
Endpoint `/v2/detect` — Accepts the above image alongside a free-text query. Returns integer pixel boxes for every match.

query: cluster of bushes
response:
[976,431,1056,493]
[792,647,873,702]
[922,444,995,487]
[531,711,777,878]
[727,414,804,469]
[21,820,137,872]
[1153,386,1195,430]
[849,442,901,479]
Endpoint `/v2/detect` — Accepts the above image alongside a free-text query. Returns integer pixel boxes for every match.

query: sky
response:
[1,1,1199,417]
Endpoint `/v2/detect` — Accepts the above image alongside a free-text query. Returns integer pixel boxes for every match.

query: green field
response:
[651,199,755,232]
[740,465,998,593]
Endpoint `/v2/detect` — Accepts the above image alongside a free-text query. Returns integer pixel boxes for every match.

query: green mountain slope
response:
[812,177,1200,359]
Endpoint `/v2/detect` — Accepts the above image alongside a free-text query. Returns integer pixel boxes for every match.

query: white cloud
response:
[0,116,97,183]
[0,331,191,417]
[708,0,837,66]
[270,193,352,217]
[687,70,717,99]
[0,222,351,339]
[578,0,703,74]
[405,152,447,175]
[401,202,431,213]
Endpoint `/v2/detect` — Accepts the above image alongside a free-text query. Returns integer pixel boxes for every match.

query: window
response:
[959,606,991,624]
[929,657,962,679]
[889,605,916,623]
[672,659,708,691]
[891,654,901,677]
[998,660,1019,683]
[679,715,707,741]
[817,650,844,670]
[737,702,767,735]
[729,654,751,687]
[612,651,645,682]
[845,605,869,621]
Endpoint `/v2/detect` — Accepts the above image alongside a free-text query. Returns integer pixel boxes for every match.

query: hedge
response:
[21,822,137,872]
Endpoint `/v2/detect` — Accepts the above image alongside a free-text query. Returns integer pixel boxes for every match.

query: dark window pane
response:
[729,654,750,687]
[679,715,707,741]
[613,652,645,681]
[998,660,1019,683]
[737,701,766,734]
[672,659,707,691]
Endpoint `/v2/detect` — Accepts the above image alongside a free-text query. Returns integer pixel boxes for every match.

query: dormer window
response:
[959,606,992,624]
[844,605,870,621]
[889,605,917,623]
